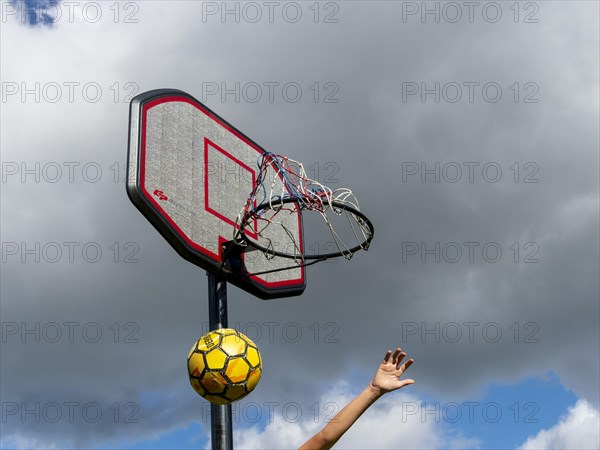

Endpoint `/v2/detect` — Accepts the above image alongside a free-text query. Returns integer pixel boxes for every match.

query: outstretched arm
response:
[299,348,414,450]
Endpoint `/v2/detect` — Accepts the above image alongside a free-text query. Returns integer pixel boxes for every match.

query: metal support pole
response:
[207,272,233,450]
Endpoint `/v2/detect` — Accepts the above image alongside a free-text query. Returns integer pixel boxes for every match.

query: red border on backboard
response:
[138,95,304,289]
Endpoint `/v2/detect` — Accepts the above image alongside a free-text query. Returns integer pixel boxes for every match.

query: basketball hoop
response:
[233,152,374,264]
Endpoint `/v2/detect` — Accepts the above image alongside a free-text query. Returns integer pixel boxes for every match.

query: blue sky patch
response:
[8,0,60,27]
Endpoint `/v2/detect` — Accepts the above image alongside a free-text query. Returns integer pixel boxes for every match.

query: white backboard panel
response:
[127,89,305,299]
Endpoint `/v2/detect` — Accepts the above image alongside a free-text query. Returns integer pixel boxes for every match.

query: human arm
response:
[298,348,414,450]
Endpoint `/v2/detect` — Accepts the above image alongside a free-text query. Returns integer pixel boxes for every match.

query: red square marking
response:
[204,138,258,240]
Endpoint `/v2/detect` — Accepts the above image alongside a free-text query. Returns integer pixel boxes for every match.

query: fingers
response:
[400,379,415,387]
[398,358,414,373]
[390,348,406,367]
[397,350,406,367]
[385,347,415,370]
[383,350,392,363]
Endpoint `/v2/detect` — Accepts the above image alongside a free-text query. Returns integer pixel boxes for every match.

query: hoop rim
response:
[238,197,375,260]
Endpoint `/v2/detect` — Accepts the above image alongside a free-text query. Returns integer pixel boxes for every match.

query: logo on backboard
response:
[153,189,168,201]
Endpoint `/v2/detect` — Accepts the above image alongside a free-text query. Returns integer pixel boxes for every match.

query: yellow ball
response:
[187,328,262,404]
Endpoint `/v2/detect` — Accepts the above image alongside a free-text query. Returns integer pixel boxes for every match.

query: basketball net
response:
[234,152,373,264]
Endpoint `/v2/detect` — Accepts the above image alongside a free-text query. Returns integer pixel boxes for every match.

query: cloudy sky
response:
[1,1,598,449]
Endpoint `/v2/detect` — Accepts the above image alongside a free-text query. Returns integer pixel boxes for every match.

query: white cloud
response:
[0,435,59,450]
[518,400,600,450]
[233,382,480,449]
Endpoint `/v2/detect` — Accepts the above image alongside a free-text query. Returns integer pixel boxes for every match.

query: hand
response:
[300,347,415,449]
[369,348,414,397]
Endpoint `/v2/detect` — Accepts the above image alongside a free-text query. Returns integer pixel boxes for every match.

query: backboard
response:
[127,89,305,299]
